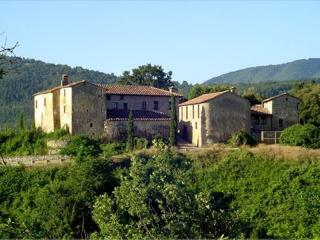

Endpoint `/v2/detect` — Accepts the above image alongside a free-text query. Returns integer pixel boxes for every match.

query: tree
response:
[169,95,177,146]
[92,148,233,239]
[126,111,134,151]
[241,87,263,106]
[118,64,173,89]
[0,34,18,79]
[188,84,230,99]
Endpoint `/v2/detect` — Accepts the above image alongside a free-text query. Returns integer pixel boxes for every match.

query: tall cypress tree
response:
[126,110,134,151]
[169,95,177,146]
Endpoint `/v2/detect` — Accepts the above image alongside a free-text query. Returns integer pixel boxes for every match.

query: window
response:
[254,116,260,125]
[285,97,288,101]
[261,116,267,125]
[123,103,128,110]
[197,105,200,118]
[181,106,183,119]
[106,95,111,100]
[192,105,195,119]
[195,122,198,129]
[35,100,37,109]
[142,101,147,110]
[63,105,66,113]
[112,102,118,109]
[154,101,159,110]
[120,95,124,100]
[90,123,93,128]
[297,103,299,111]
[64,89,66,97]
[279,119,284,128]
[44,98,46,107]
[186,106,188,119]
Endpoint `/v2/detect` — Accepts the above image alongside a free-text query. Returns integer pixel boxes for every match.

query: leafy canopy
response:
[118,64,173,89]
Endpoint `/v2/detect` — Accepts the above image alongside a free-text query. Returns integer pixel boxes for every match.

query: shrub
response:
[46,128,69,140]
[100,143,126,158]
[60,135,101,157]
[134,137,148,150]
[280,124,320,148]
[228,131,256,147]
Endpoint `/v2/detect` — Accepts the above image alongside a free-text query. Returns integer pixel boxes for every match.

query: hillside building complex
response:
[34,75,300,146]
[33,75,182,140]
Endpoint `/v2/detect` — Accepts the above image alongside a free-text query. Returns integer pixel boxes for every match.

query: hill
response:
[0,57,117,127]
[205,58,320,84]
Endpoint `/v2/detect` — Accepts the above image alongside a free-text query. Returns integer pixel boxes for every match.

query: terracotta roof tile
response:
[179,91,228,106]
[106,109,170,121]
[99,84,182,97]
[262,92,300,103]
[251,104,272,115]
[33,80,86,96]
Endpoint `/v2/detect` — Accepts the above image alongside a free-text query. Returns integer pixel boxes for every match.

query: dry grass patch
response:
[249,144,320,161]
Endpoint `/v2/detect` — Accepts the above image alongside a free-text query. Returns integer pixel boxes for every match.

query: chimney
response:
[169,86,178,93]
[229,86,236,93]
[61,74,69,86]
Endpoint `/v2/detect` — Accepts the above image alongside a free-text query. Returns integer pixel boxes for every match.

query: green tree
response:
[118,64,173,89]
[241,87,263,106]
[92,149,232,239]
[126,111,134,151]
[169,95,177,146]
[188,84,230,99]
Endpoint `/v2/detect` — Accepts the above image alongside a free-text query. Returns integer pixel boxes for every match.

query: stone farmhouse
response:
[178,89,251,147]
[178,90,301,147]
[33,75,182,140]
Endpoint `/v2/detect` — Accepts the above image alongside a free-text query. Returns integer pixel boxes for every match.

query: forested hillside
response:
[0,57,117,127]
[205,58,320,84]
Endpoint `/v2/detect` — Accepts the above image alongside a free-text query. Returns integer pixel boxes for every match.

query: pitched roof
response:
[262,92,300,103]
[33,80,86,96]
[251,104,272,116]
[99,84,182,97]
[178,91,228,106]
[106,109,170,121]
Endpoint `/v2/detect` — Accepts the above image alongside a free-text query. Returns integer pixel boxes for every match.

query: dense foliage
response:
[280,124,320,148]
[228,131,256,147]
[291,82,320,126]
[205,58,320,84]
[0,128,47,156]
[195,150,320,238]
[92,147,234,239]
[118,64,173,89]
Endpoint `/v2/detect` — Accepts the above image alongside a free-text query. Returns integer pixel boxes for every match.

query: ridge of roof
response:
[178,90,229,106]
[262,92,300,103]
[99,84,182,97]
[33,80,86,96]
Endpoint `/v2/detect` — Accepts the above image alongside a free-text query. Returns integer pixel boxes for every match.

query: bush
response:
[46,128,69,140]
[228,131,256,147]
[280,124,320,148]
[60,135,102,157]
[100,143,126,158]
[134,137,148,150]
[0,128,47,156]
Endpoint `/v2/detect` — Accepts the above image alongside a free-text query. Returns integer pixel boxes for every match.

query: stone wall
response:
[265,95,300,130]
[104,119,169,142]
[0,155,71,167]
[71,83,106,138]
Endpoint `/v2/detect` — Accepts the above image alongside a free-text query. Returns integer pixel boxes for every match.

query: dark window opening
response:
[297,103,299,111]
[197,105,200,118]
[142,101,147,110]
[63,106,66,113]
[120,95,124,100]
[123,103,128,110]
[254,116,260,125]
[35,100,38,108]
[154,101,159,110]
[90,123,93,128]
[186,106,188,119]
[106,95,111,100]
[279,119,284,128]
[112,102,118,109]
[261,117,267,125]
[44,98,46,107]
[195,122,198,129]
[192,105,195,119]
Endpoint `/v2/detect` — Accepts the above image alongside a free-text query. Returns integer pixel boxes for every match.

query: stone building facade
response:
[34,76,181,140]
[179,90,251,147]
[250,93,300,133]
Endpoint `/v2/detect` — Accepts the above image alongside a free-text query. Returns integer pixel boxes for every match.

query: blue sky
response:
[1,1,320,83]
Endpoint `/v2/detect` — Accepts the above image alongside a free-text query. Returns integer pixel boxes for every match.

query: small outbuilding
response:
[178,89,251,147]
